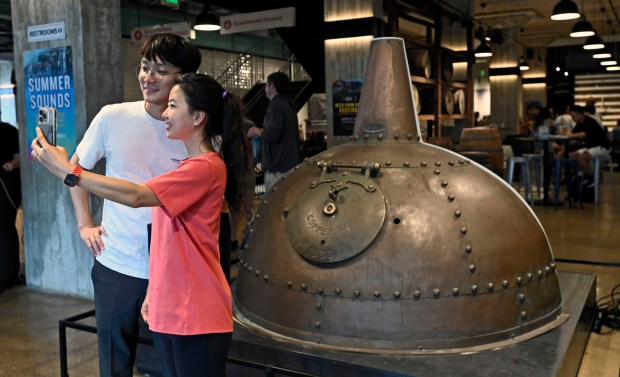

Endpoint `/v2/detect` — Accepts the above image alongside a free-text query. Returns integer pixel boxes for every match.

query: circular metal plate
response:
[286,179,386,265]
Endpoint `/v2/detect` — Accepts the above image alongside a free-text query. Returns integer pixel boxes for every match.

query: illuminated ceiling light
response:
[551,0,580,20]
[556,66,561,71]
[601,60,617,66]
[606,66,620,71]
[570,19,595,37]
[564,71,569,76]
[593,51,612,59]
[194,3,221,31]
[518,57,530,71]
[474,40,492,58]
[583,34,605,50]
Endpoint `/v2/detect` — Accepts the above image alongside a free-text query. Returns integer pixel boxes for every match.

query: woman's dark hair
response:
[139,33,201,74]
[175,73,251,210]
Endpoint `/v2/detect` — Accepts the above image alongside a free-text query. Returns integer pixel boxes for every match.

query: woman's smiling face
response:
[162,85,198,141]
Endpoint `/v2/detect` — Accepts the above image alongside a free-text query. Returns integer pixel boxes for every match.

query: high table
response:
[511,136,575,206]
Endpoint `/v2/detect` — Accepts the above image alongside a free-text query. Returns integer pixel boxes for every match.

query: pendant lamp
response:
[551,0,580,20]
[583,34,605,50]
[474,40,492,58]
[570,19,594,37]
[194,2,220,31]
[518,57,530,71]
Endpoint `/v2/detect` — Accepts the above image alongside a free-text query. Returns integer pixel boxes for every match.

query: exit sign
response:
[161,0,180,9]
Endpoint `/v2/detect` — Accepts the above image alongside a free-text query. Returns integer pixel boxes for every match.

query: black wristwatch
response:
[64,165,83,187]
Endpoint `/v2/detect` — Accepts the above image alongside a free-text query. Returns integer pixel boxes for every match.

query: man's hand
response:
[246,126,262,138]
[141,295,149,324]
[79,225,107,256]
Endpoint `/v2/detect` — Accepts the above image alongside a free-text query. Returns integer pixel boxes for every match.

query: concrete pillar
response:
[12,0,122,296]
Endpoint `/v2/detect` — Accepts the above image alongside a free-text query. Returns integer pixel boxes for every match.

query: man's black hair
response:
[139,33,201,74]
[267,71,289,94]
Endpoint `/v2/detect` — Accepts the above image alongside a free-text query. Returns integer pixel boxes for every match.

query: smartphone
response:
[37,107,57,146]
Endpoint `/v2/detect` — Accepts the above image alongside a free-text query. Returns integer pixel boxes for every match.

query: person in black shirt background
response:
[569,105,611,184]
[0,119,21,292]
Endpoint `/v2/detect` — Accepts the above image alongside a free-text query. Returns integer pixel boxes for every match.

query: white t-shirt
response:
[76,101,188,279]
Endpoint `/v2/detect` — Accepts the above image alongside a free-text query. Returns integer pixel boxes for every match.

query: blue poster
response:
[23,46,76,157]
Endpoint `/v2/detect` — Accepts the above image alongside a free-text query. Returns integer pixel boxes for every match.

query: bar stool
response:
[506,155,533,205]
[593,154,614,204]
[553,158,581,209]
[523,153,543,198]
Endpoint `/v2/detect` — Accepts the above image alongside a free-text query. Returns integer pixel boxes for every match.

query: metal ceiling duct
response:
[233,37,568,354]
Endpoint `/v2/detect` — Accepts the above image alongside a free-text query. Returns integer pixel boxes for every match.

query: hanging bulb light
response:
[518,57,530,71]
[583,34,605,50]
[474,39,492,58]
[570,18,594,37]
[551,0,580,20]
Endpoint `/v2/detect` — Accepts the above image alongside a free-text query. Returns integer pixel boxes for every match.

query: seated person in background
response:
[555,104,575,134]
[518,116,533,137]
[569,105,611,184]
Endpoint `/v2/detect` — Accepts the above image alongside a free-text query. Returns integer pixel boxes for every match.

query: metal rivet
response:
[354,134,359,141]
[434,169,441,175]
[487,283,494,291]
[287,281,293,288]
[336,182,342,187]
[502,280,509,288]
[418,345,424,351]
[301,284,307,290]
[448,194,455,202]
[545,266,551,273]
[335,288,342,295]
[311,181,317,186]
[243,263,248,269]
[527,273,533,281]
[455,210,462,218]
[249,228,254,233]
[448,161,455,166]
[516,276,523,285]
[373,291,381,298]
[433,288,440,297]
[421,161,427,167]
[386,161,392,166]
[458,160,464,164]
[255,270,260,276]
[378,134,383,140]
[403,161,410,167]
[364,134,369,139]
[550,263,556,270]
[248,266,253,271]
[452,288,460,296]
[393,291,401,298]
[441,180,449,187]
[314,321,321,328]
[520,311,527,319]
[414,290,421,299]
[465,245,472,253]
[353,290,360,297]
[460,227,467,235]
[538,270,543,277]
[394,133,400,140]
[255,214,260,219]
[469,264,476,273]
[435,161,441,167]
[518,293,525,302]
[263,275,269,281]
[315,303,322,310]
[471,285,478,294]
[368,184,375,190]
[262,200,267,204]
[407,133,413,140]
[352,161,357,165]
[317,288,323,294]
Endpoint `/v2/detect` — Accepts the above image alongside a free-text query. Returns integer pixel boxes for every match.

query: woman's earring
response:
[194,123,198,127]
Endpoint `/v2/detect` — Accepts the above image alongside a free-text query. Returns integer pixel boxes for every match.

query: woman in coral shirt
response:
[32,73,251,377]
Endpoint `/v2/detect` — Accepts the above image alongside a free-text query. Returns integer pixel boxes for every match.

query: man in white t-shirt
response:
[68,33,201,377]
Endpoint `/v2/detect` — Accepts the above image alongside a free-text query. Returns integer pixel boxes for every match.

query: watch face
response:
[64,174,79,187]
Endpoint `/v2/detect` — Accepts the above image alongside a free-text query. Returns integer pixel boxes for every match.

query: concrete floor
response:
[0,173,618,377]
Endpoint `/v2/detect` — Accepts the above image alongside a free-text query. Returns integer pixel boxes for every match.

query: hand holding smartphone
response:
[37,107,57,146]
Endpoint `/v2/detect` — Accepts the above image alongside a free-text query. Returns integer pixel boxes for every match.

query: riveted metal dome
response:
[233,37,567,354]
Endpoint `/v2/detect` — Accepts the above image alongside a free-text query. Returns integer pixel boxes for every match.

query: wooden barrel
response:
[412,84,422,114]
[453,89,466,114]
[458,127,504,176]
[442,89,455,114]
[406,49,431,78]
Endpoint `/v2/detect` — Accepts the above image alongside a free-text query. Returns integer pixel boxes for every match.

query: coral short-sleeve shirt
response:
[144,152,232,335]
